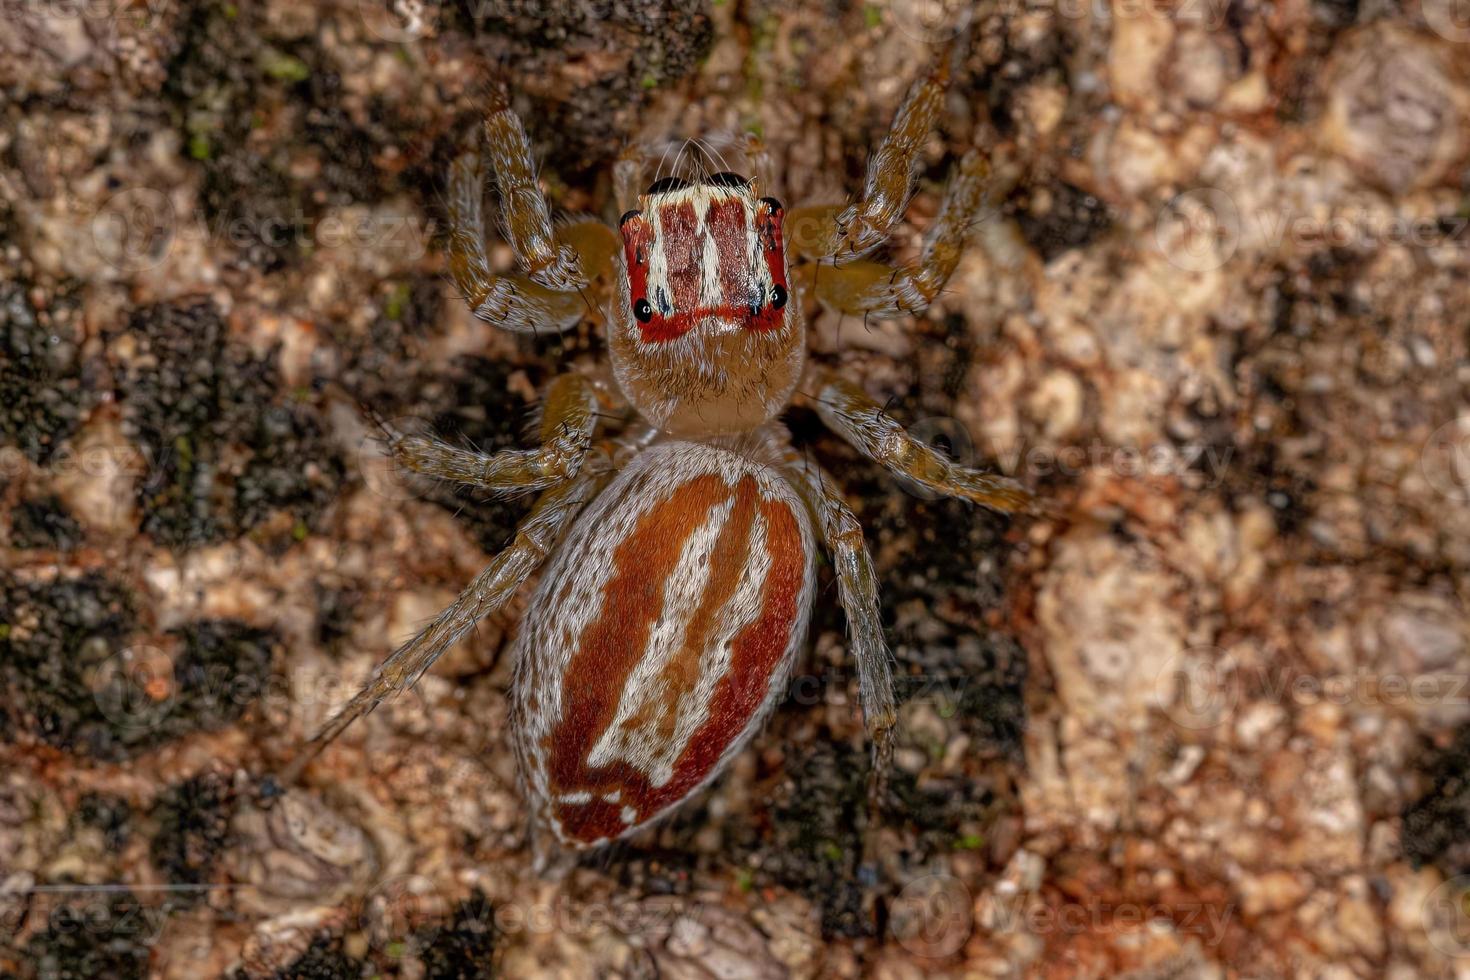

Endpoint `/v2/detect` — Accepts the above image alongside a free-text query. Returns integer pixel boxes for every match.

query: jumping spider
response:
[286,66,1035,861]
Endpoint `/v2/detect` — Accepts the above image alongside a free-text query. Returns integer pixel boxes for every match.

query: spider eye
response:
[619,209,641,226]
[645,176,691,196]
[760,196,783,213]
[770,283,788,310]
[706,171,749,188]
[632,298,654,322]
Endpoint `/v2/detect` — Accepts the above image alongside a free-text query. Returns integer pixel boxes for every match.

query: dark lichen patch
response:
[413,890,497,980]
[1012,182,1114,263]
[251,934,368,980]
[313,585,361,651]
[0,281,91,465]
[165,1,440,271]
[1403,726,1470,876]
[0,573,145,760]
[749,740,873,938]
[0,573,277,759]
[9,496,85,551]
[453,0,713,176]
[77,793,134,851]
[148,772,236,901]
[166,620,277,733]
[16,890,152,980]
[113,300,343,549]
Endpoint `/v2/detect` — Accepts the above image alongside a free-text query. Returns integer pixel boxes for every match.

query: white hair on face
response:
[643,185,774,321]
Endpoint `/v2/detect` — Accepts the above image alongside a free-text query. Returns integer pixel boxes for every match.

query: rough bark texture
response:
[2,0,1469,977]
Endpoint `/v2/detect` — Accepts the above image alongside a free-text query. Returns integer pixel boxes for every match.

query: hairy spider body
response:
[285,68,1036,864]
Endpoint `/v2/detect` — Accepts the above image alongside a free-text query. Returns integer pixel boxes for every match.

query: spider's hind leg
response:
[780,453,896,784]
[280,472,603,785]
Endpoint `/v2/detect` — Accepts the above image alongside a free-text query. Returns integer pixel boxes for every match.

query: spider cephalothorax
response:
[285,68,1036,864]
[612,173,802,437]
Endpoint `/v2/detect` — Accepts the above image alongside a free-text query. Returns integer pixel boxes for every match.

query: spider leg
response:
[785,68,950,267]
[782,453,896,774]
[789,147,994,318]
[280,471,604,784]
[383,372,599,496]
[447,152,583,333]
[484,88,586,292]
[810,370,1038,514]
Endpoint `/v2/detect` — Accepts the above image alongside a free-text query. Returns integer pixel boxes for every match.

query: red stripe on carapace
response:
[545,475,806,844]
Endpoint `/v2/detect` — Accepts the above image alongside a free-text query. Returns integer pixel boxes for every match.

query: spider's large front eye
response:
[770,284,788,310]
[632,298,654,322]
[706,171,749,188]
[645,176,691,195]
[760,196,783,213]
[619,209,640,227]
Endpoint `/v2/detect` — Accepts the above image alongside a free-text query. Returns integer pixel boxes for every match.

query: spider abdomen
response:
[510,440,816,847]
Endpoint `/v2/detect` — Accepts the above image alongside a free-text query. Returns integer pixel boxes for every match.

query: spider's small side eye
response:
[632,298,654,322]
[706,171,749,188]
[760,196,783,213]
[619,209,641,226]
[646,176,691,195]
[770,284,788,310]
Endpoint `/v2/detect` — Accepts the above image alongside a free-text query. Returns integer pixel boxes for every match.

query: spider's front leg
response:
[281,470,605,784]
[786,68,948,262]
[810,370,1038,514]
[792,147,995,319]
[447,92,619,332]
[382,372,602,497]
